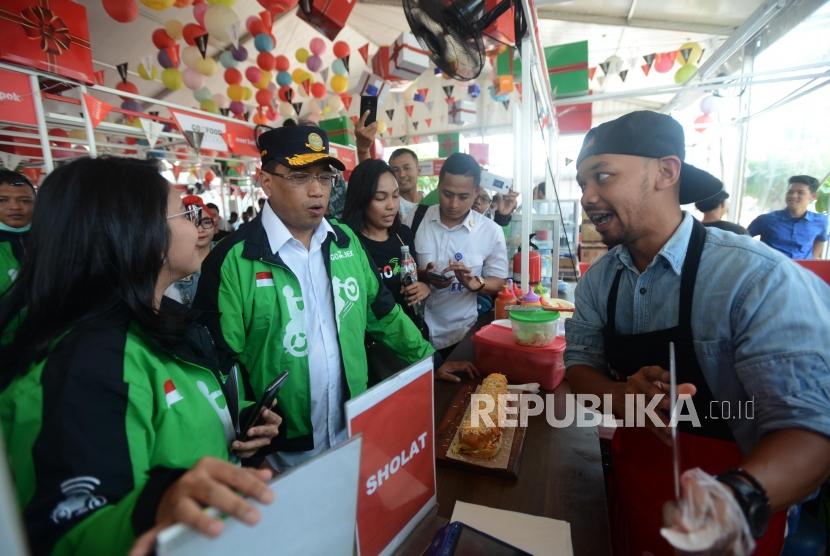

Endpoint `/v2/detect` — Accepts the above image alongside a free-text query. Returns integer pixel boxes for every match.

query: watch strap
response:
[716,469,770,539]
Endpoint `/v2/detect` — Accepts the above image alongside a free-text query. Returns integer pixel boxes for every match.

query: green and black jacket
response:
[0,300,241,555]
[193,214,434,451]
[0,229,26,294]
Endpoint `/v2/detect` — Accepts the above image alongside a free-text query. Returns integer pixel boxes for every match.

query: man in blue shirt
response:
[565,111,830,555]
[747,175,828,259]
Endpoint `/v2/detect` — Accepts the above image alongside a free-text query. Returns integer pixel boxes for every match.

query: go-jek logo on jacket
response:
[50,476,107,524]
[330,249,355,262]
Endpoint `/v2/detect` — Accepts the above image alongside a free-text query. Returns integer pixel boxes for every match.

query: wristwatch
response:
[469,276,486,292]
[716,468,771,539]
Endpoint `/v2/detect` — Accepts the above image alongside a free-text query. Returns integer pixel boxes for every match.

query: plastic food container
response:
[472,324,566,390]
[507,306,560,347]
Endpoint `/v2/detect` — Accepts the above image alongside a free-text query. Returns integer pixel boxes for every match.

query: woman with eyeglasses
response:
[0,157,281,555]
[0,170,36,294]
[165,195,217,307]
[343,159,478,383]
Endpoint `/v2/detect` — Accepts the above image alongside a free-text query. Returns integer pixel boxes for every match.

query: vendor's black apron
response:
[603,219,785,556]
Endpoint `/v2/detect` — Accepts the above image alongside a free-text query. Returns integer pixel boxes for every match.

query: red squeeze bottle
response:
[495,280,517,319]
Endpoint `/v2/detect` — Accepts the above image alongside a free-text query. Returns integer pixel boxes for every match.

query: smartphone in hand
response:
[238,371,289,441]
[360,95,378,125]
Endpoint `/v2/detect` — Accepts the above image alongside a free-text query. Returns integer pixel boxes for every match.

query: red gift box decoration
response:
[371,45,392,81]
[0,0,94,84]
[555,102,592,134]
[296,0,356,41]
[484,0,515,46]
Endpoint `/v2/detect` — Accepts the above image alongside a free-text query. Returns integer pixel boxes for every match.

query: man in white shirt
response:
[414,153,509,357]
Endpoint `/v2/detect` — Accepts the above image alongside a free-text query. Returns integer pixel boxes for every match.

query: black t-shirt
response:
[704,220,749,236]
[360,225,417,309]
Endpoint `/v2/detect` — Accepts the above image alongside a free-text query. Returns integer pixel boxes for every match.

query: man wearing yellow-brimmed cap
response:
[194,125,434,468]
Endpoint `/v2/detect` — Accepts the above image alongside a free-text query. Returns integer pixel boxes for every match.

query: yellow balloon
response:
[330,74,348,93]
[164,19,183,40]
[377,120,387,134]
[68,129,86,140]
[140,0,175,9]
[242,86,253,101]
[195,57,217,77]
[295,48,310,63]
[129,117,143,129]
[292,68,308,84]
[678,41,703,66]
[137,62,157,81]
[207,0,235,5]
[200,99,220,113]
[182,46,202,70]
[255,70,272,89]
[161,68,183,91]
[227,84,245,101]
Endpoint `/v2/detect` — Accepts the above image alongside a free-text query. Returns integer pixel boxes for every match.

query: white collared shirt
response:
[261,202,346,467]
[414,205,509,349]
[399,196,417,222]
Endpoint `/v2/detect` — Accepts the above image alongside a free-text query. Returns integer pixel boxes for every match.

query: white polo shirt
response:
[261,203,346,467]
[414,205,509,349]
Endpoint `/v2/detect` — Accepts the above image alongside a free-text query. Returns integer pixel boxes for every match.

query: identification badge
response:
[450,282,464,293]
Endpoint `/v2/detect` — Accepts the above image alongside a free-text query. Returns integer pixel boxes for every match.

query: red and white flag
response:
[256,271,274,287]
[164,379,183,407]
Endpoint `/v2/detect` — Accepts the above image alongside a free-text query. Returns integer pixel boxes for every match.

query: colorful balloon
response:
[700,95,718,114]
[309,37,326,56]
[278,85,294,102]
[182,46,202,70]
[253,110,269,125]
[161,68,183,90]
[183,68,204,89]
[276,71,292,86]
[200,99,219,113]
[164,19,183,40]
[306,55,322,72]
[376,120,387,134]
[292,68,308,84]
[231,45,248,62]
[694,113,712,133]
[245,66,262,84]
[152,28,175,49]
[212,93,228,107]
[256,88,274,106]
[193,3,209,27]
[330,74,348,93]
[246,15,265,36]
[326,94,343,112]
[195,57,217,76]
[229,100,245,115]
[207,0,235,6]
[103,0,138,23]
[274,55,290,72]
[678,41,703,66]
[194,86,213,102]
[219,50,238,68]
[115,80,139,100]
[674,63,697,84]
[255,71,272,90]
[654,51,677,73]
[204,5,239,42]
[224,67,242,84]
[157,48,175,69]
[310,82,326,99]
[227,84,246,101]
[241,86,252,101]
[331,58,348,76]
[140,0,174,9]
[183,23,207,47]
[257,52,275,71]
[254,33,274,52]
[120,99,142,113]
[333,40,350,59]
[295,48,310,63]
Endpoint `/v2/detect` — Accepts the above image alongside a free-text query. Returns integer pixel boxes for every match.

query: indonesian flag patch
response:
[256,271,274,287]
[164,379,183,407]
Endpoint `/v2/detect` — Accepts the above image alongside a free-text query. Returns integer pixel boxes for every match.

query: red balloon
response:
[204,168,215,185]
[310,82,326,99]
[224,68,242,84]
[256,88,274,106]
[265,105,276,120]
[654,52,677,73]
[258,0,298,13]
[102,0,138,23]
[152,28,175,49]
[274,55,290,72]
[694,113,712,133]
[278,85,294,102]
[116,80,139,100]
[183,23,207,47]
[333,41,350,59]
[247,18,266,36]
[257,52,275,71]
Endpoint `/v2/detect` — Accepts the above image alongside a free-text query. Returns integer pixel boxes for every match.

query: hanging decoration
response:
[103,0,139,23]
[358,43,370,64]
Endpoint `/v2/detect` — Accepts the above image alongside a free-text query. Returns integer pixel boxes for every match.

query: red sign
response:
[330,143,356,172]
[169,108,258,157]
[0,0,95,84]
[347,360,436,556]
[0,69,36,126]
[556,102,592,134]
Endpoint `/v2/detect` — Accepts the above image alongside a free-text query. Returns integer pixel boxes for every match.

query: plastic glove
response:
[660,468,755,556]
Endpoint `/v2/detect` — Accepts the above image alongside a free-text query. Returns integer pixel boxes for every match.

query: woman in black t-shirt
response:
[343,159,477,383]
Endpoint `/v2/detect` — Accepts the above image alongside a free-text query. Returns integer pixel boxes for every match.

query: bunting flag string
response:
[425,118,432,127]
[405,105,414,117]
[116,62,128,83]
[341,94,353,111]
[386,109,395,121]
[358,43,370,64]
[412,121,419,130]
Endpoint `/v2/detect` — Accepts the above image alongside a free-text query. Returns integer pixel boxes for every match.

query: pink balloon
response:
[309,37,326,56]
[229,100,245,115]
[193,3,208,27]
[245,66,262,84]
[183,68,204,90]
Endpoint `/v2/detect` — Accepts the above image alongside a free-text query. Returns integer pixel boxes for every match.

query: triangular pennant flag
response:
[641,63,651,76]
[292,102,303,115]
[386,109,395,121]
[195,34,209,59]
[597,75,606,87]
[139,118,164,149]
[285,88,295,103]
[82,93,113,129]
[565,157,574,166]
[350,115,359,125]
[243,110,251,121]
[643,53,656,68]
[417,88,429,101]
[0,152,23,171]
[222,130,236,151]
[699,48,705,59]
[387,127,392,136]
[116,62,128,83]
[321,68,329,82]
[619,69,629,82]
[149,111,159,117]
[93,70,105,85]
[412,121,419,130]
[442,85,454,98]
[680,47,693,64]
[220,107,230,116]
[342,54,350,72]
[588,66,597,81]
[405,105,414,117]
[302,79,312,96]
[140,55,154,76]
[228,21,240,49]
[183,130,205,151]
[341,94,353,111]
[425,118,432,128]
[599,61,610,75]
[501,100,510,110]
[358,44,369,64]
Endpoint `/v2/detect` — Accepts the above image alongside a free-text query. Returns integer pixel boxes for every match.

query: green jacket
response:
[193,214,434,451]
[0,229,26,294]
[0,302,238,555]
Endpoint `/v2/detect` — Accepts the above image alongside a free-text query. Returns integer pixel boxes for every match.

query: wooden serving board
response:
[435,381,527,478]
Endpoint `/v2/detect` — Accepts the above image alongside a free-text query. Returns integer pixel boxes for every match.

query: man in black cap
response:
[564,111,830,555]
[695,189,748,235]
[194,125,434,468]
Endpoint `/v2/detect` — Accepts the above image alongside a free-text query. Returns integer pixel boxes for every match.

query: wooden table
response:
[397,326,612,555]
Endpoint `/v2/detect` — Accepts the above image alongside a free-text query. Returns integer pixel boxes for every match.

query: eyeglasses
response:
[197,217,215,229]
[167,206,202,225]
[264,170,337,190]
